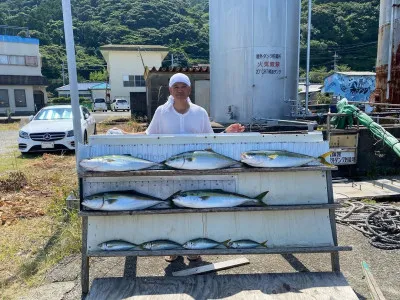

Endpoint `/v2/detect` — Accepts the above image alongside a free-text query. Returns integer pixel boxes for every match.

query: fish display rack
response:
[77,133,352,295]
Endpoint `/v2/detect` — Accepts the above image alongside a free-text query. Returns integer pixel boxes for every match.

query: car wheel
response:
[93,125,97,135]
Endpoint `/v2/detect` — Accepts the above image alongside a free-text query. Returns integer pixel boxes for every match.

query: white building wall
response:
[106,51,167,100]
[0,39,42,76]
[91,89,107,100]
[0,85,35,114]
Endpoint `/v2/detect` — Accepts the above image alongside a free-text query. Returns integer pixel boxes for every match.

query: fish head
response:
[82,194,105,210]
[182,241,195,249]
[165,154,186,169]
[226,241,235,248]
[98,242,113,250]
[141,242,151,250]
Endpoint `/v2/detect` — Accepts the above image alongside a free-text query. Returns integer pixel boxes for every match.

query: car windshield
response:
[35,108,73,120]
[117,100,128,104]
[95,99,105,103]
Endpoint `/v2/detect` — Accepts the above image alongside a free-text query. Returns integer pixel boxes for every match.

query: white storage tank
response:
[210,0,301,123]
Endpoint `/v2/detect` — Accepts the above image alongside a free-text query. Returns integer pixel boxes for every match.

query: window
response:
[135,75,145,87]
[0,90,9,107]
[123,75,145,87]
[0,55,38,66]
[25,56,38,67]
[0,55,8,64]
[14,89,27,107]
[8,55,25,65]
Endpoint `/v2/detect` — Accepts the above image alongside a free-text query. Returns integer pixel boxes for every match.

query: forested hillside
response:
[0,0,379,91]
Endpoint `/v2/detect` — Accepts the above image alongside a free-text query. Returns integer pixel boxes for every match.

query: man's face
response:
[169,82,191,101]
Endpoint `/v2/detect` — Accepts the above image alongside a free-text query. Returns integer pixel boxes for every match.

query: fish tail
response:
[318,151,334,167]
[255,191,269,204]
[221,239,231,247]
[165,190,181,202]
[259,241,268,248]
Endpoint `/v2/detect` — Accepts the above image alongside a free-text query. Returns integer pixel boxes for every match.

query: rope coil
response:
[336,201,400,250]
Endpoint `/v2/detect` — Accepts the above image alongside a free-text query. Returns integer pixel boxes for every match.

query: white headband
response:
[169,73,191,87]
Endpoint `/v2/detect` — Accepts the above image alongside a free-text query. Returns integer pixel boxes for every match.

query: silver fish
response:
[241,150,333,168]
[171,189,268,209]
[82,191,166,211]
[140,240,182,251]
[227,239,267,249]
[80,154,159,172]
[98,240,137,251]
[164,150,238,170]
[182,238,231,250]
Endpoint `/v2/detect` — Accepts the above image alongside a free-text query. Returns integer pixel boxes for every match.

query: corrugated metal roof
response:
[89,83,110,90]
[56,82,104,91]
[100,44,168,52]
[336,71,376,76]
[147,66,210,73]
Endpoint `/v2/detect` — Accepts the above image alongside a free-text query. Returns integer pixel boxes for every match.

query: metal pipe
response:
[295,0,302,118]
[305,0,312,115]
[61,0,83,156]
[386,0,395,100]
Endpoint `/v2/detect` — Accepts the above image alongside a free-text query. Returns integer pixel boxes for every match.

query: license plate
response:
[41,142,55,149]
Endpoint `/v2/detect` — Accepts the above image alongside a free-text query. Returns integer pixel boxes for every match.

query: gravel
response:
[31,224,400,300]
[0,130,19,155]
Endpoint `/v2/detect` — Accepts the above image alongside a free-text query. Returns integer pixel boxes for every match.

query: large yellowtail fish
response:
[80,154,159,172]
[82,191,167,211]
[164,150,239,170]
[171,189,268,208]
[241,150,333,168]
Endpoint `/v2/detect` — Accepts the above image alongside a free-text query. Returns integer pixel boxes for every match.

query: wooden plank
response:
[81,216,89,295]
[78,203,341,216]
[86,211,336,251]
[79,165,337,178]
[82,171,330,206]
[87,246,352,257]
[86,272,359,300]
[172,257,250,277]
[326,170,341,272]
[86,131,325,145]
[362,261,387,300]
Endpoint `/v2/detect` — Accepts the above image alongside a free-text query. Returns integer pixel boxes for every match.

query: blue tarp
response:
[324,72,375,102]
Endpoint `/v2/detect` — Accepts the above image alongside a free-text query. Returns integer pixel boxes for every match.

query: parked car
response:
[111,98,130,111]
[92,98,107,112]
[18,105,96,153]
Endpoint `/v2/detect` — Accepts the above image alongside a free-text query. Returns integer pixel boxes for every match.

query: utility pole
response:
[62,61,66,85]
[333,52,339,71]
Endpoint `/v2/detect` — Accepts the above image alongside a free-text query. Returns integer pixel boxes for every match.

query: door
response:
[130,92,147,116]
[34,91,45,112]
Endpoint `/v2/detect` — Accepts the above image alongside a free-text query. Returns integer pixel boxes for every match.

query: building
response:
[89,83,111,102]
[298,83,323,103]
[55,82,105,99]
[144,66,210,119]
[0,33,48,116]
[323,72,376,102]
[100,45,169,115]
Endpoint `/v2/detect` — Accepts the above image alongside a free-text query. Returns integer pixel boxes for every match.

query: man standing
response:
[146,73,244,134]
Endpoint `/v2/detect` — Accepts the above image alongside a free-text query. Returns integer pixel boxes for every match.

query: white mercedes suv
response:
[18,105,96,153]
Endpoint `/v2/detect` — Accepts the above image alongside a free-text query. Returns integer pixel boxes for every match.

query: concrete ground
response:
[18,223,400,300]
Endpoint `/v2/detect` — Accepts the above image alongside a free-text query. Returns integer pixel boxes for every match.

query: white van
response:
[92,98,107,112]
[111,98,130,111]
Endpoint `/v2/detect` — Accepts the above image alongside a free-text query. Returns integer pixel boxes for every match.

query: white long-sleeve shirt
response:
[146,96,213,134]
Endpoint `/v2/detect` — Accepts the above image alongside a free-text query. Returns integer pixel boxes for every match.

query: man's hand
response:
[224,123,245,133]
[107,127,126,135]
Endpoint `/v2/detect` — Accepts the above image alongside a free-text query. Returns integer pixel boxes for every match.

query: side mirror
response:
[28,115,34,121]
[84,113,90,119]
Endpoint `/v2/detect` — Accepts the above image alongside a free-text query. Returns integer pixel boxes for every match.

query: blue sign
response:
[324,73,375,102]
